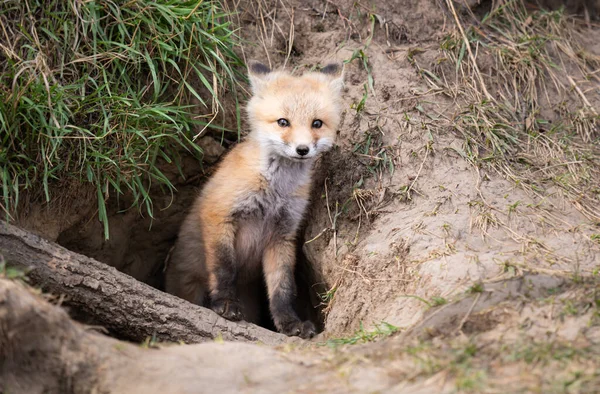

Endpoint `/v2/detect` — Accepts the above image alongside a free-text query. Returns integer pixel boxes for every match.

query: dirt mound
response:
[9,0,600,391]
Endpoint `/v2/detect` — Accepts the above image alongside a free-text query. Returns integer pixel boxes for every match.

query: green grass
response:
[345,12,375,113]
[508,341,581,364]
[430,296,448,306]
[322,321,400,348]
[400,333,596,392]
[467,282,484,294]
[0,0,245,238]
[0,255,28,282]
[352,128,395,179]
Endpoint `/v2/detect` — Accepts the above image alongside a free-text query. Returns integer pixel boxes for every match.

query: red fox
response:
[165,61,344,338]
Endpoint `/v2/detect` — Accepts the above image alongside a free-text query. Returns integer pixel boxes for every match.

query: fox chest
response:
[231,163,311,272]
[233,189,308,265]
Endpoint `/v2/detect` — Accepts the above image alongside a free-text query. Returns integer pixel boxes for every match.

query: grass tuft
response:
[434,0,600,224]
[322,321,400,348]
[0,0,244,238]
[0,255,28,282]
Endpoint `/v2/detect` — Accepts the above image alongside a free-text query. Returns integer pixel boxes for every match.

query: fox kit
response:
[165,61,344,338]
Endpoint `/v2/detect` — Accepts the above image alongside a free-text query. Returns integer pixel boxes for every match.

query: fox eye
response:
[312,119,323,129]
[277,118,290,127]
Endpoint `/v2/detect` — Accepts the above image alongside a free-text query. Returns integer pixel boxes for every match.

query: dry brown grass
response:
[432,0,600,224]
[229,0,296,69]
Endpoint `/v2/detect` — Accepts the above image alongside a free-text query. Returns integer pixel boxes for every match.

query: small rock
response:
[197,136,226,164]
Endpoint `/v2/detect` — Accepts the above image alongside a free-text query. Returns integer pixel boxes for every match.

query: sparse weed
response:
[0,255,27,282]
[501,260,518,277]
[441,223,452,236]
[468,282,484,294]
[352,84,369,113]
[140,333,160,349]
[507,201,521,215]
[319,286,337,305]
[509,341,580,364]
[352,128,395,179]
[455,369,487,392]
[451,343,487,391]
[345,13,376,112]
[562,300,579,316]
[322,321,400,348]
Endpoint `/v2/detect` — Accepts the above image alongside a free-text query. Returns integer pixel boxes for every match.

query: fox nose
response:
[296,145,310,156]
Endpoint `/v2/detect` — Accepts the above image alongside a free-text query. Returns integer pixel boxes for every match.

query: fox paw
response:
[211,298,244,321]
[278,320,316,339]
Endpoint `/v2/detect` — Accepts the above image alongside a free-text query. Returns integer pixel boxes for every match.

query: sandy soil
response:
[12,0,600,391]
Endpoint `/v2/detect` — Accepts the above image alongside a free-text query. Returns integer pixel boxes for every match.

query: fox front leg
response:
[207,224,244,321]
[263,238,316,339]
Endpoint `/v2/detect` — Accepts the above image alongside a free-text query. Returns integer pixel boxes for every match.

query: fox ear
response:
[320,63,344,95]
[247,60,271,94]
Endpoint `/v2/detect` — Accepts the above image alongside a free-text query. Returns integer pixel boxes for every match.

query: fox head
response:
[246,61,344,161]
